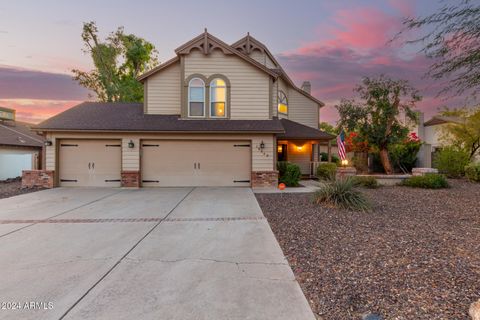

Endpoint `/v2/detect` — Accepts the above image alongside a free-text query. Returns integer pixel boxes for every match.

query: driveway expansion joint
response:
[124,257,288,266]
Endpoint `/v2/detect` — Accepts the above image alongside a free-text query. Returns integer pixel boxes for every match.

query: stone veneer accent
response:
[251,171,278,188]
[22,170,55,188]
[121,171,141,187]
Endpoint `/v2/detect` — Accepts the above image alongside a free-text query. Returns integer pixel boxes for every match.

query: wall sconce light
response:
[128,140,135,148]
[259,141,265,151]
[296,145,303,152]
[44,140,52,146]
[341,159,349,166]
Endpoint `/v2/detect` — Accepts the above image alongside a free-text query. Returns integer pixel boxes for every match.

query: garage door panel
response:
[59,140,121,187]
[141,140,251,187]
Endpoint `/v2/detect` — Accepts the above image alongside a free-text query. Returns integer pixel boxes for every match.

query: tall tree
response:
[72,22,158,102]
[319,122,338,135]
[399,0,480,97]
[336,76,421,174]
[439,106,480,160]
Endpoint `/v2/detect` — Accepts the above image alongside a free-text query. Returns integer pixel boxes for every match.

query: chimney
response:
[301,81,311,94]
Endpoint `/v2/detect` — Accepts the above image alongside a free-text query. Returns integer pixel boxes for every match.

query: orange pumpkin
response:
[278,183,286,190]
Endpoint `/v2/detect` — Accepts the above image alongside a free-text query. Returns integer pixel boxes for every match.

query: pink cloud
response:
[277,2,471,125]
[0,99,82,123]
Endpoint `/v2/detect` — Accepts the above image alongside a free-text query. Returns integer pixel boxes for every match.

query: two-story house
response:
[34,31,334,188]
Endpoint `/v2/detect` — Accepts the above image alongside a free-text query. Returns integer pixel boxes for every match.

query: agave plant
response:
[313,176,370,211]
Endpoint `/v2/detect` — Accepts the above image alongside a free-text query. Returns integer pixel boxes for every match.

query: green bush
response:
[389,140,422,173]
[313,177,370,211]
[353,176,379,188]
[316,162,337,180]
[276,161,289,178]
[402,173,449,189]
[319,152,340,164]
[433,146,470,178]
[279,163,301,187]
[465,163,480,182]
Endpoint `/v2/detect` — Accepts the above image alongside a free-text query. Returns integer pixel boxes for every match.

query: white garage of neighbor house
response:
[0,107,43,181]
[32,31,334,188]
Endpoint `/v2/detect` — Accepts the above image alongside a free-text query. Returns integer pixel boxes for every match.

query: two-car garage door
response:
[58,139,251,187]
[141,140,251,187]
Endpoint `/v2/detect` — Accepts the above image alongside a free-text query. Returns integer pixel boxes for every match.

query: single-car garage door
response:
[141,140,251,187]
[59,140,122,187]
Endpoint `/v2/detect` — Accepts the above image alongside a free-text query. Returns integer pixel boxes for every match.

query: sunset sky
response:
[0,0,472,124]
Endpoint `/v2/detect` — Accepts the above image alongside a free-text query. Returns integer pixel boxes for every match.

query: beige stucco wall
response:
[184,49,270,120]
[424,124,446,148]
[145,62,181,114]
[45,132,275,173]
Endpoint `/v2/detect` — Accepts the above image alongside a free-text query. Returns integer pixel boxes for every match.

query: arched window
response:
[210,78,227,118]
[188,78,205,117]
[278,91,288,114]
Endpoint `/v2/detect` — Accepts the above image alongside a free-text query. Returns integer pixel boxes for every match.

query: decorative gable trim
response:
[174,30,278,78]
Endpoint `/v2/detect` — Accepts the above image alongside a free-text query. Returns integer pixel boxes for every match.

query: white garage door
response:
[59,140,122,187]
[141,140,251,187]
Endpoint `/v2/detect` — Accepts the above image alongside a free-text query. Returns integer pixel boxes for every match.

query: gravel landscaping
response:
[256,180,480,320]
[0,178,45,199]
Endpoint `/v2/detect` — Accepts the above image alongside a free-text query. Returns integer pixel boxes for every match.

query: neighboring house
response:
[34,31,334,188]
[0,107,43,180]
[415,113,464,167]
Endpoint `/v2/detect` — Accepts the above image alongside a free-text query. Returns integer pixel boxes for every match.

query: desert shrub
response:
[433,146,470,178]
[389,136,422,173]
[316,162,337,180]
[276,161,289,178]
[279,163,301,187]
[353,176,379,188]
[313,177,370,211]
[319,152,340,164]
[465,163,480,182]
[402,173,449,189]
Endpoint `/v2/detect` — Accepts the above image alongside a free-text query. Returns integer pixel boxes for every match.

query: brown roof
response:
[0,121,44,147]
[424,115,464,127]
[277,118,335,140]
[34,102,285,133]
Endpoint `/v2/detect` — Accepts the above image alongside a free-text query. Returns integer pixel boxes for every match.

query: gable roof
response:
[34,102,284,133]
[277,118,335,140]
[137,56,179,82]
[424,115,464,127]
[138,30,278,82]
[231,34,325,107]
[0,121,44,147]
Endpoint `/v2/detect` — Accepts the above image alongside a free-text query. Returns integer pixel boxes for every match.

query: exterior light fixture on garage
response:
[128,140,135,148]
[259,140,265,151]
[44,140,53,146]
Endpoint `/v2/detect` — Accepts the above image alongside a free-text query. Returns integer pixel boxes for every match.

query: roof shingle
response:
[34,102,285,133]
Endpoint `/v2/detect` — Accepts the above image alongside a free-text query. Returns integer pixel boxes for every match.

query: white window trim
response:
[209,79,227,118]
[188,78,206,118]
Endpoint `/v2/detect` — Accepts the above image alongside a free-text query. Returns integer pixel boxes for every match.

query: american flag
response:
[337,130,346,161]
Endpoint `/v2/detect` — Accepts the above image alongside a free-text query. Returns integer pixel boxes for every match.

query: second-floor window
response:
[278,91,288,114]
[188,78,205,117]
[210,78,227,118]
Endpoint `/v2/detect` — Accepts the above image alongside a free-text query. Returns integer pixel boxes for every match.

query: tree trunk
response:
[379,148,394,174]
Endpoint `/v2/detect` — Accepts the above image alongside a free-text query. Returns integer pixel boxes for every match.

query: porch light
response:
[341,159,349,166]
[260,141,265,150]
[296,145,303,152]
[128,140,135,148]
[44,140,52,146]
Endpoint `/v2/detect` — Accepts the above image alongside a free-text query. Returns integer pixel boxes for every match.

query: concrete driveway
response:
[0,187,315,320]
